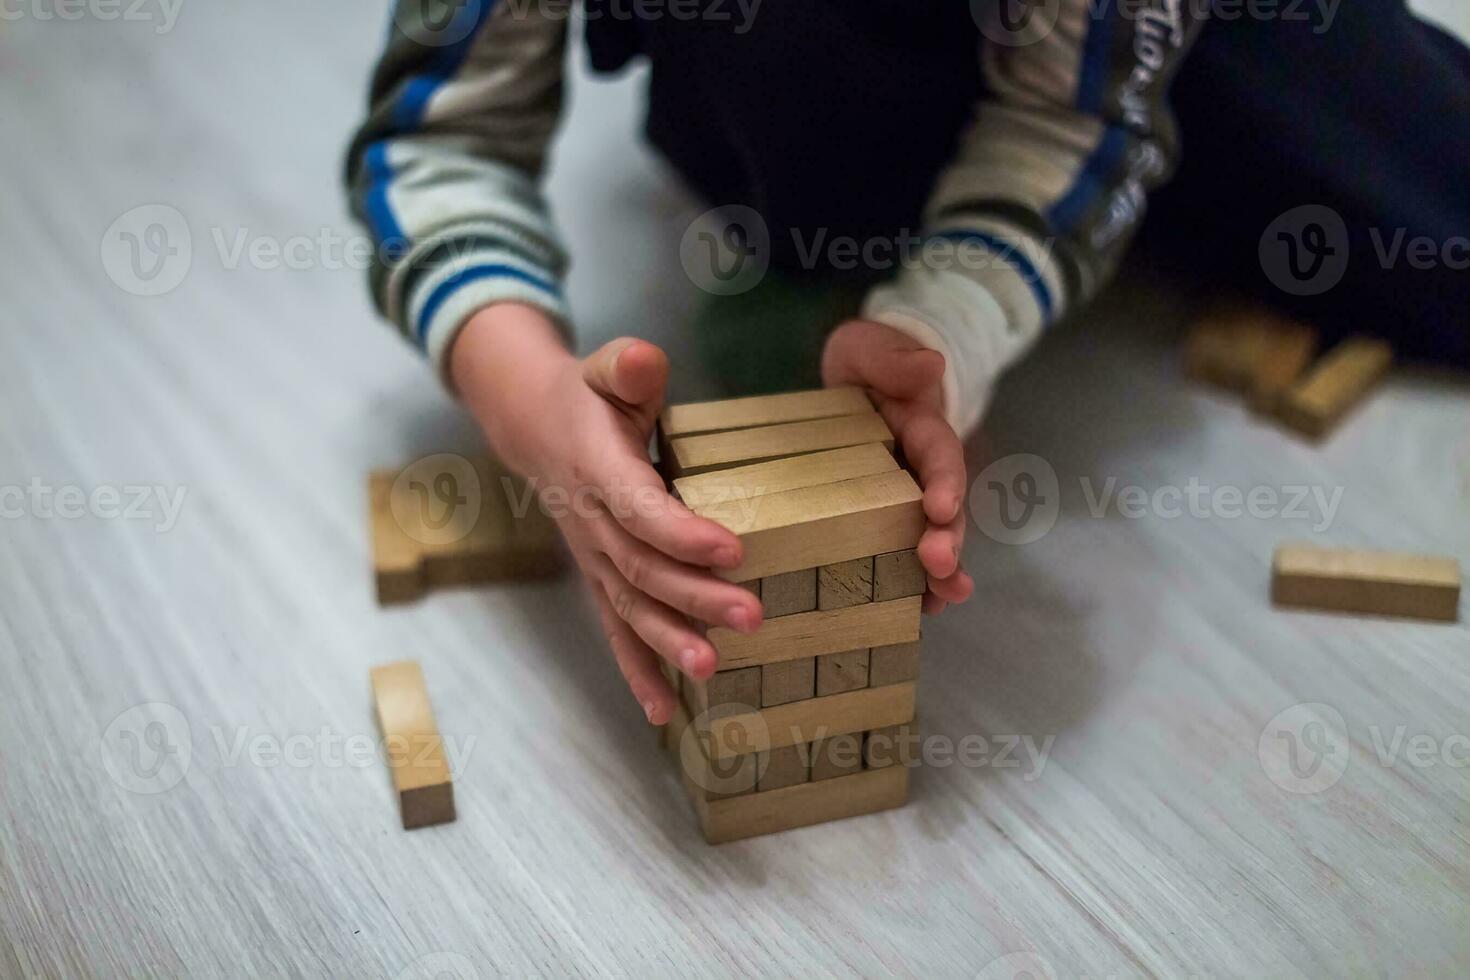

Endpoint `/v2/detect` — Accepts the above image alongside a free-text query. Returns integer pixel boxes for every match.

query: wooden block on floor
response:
[369,660,455,830]
[1277,337,1392,439]
[667,413,893,477]
[1248,321,1319,412]
[687,665,763,719]
[369,455,562,605]
[762,658,815,707]
[709,596,921,670]
[869,639,921,687]
[817,649,869,697]
[674,443,897,511]
[1271,544,1460,622]
[1184,305,1274,389]
[659,387,873,439]
[819,557,873,610]
[761,568,816,618]
[811,733,863,781]
[756,744,810,792]
[693,469,924,581]
[873,549,926,601]
[864,722,920,769]
[693,765,910,844]
[703,682,917,760]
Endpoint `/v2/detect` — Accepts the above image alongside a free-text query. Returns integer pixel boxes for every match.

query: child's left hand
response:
[821,320,974,615]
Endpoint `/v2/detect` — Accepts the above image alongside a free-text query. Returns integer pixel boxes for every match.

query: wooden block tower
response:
[656,388,925,843]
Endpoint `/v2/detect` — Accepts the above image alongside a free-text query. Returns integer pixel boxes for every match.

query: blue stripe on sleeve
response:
[1045,125,1129,234]
[415,263,562,346]
[931,229,1055,326]
[362,141,406,246]
[1075,4,1115,114]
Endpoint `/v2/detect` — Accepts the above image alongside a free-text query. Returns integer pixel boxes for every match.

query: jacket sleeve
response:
[863,0,1207,435]
[345,0,571,376]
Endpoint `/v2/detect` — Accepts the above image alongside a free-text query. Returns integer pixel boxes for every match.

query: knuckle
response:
[612,587,639,623]
[620,548,651,590]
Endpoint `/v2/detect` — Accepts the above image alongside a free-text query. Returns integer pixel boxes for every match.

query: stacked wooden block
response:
[656,388,926,843]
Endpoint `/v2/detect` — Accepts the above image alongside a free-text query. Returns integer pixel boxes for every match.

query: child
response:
[345,0,1468,725]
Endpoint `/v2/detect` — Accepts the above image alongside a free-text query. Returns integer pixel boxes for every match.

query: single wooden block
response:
[709,595,922,670]
[762,658,816,707]
[659,387,873,439]
[738,579,761,598]
[818,557,874,610]
[1248,321,1319,412]
[368,455,562,605]
[693,469,924,581]
[1277,337,1393,439]
[673,443,897,511]
[873,549,927,601]
[693,765,910,844]
[668,413,894,477]
[1184,305,1274,389]
[811,733,864,781]
[817,649,870,697]
[687,666,762,717]
[864,722,920,770]
[1271,545,1460,622]
[869,639,921,687]
[369,660,456,830]
[702,682,917,760]
[757,744,810,792]
[761,568,817,618]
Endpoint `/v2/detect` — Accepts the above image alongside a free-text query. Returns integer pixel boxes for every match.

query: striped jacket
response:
[347,0,1206,433]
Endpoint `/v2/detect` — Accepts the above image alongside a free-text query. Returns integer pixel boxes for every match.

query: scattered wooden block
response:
[1271,544,1460,622]
[368,455,561,605]
[369,660,456,830]
[693,469,925,581]
[1276,337,1392,439]
[1247,321,1319,412]
[1184,306,1273,389]
[817,649,870,697]
[819,557,874,610]
[873,549,926,601]
[761,658,816,707]
[659,386,873,439]
[687,666,762,717]
[709,596,921,671]
[702,682,917,760]
[667,413,894,477]
[864,722,920,769]
[673,443,897,511]
[761,568,817,617]
[757,744,810,791]
[811,733,864,781]
[870,639,921,687]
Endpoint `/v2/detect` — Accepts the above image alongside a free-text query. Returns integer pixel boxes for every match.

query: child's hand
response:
[451,304,764,726]
[821,320,974,614]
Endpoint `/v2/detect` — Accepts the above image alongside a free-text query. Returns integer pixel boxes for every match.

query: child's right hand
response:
[450,302,764,726]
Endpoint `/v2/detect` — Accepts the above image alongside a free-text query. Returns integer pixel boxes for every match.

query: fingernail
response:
[642,700,657,724]
[712,545,739,568]
[679,648,701,675]
[725,605,752,632]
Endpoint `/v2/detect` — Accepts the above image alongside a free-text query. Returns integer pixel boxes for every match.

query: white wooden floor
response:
[2,4,1467,978]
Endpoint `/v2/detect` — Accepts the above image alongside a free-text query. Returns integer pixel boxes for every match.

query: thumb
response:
[582,337,670,428]
[822,320,945,402]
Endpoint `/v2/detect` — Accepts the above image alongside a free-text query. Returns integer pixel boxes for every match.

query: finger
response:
[592,589,677,725]
[893,407,965,525]
[822,320,945,401]
[596,456,743,570]
[917,515,965,580]
[593,555,720,681]
[599,519,763,632]
[582,337,669,430]
[928,568,973,605]
[922,592,948,616]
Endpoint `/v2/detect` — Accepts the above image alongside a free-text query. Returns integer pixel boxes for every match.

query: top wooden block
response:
[673,442,898,511]
[659,387,872,439]
[667,412,893,477]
